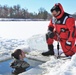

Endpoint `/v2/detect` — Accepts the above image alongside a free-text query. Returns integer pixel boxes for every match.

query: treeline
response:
[0,4,52,20]
[0,4,76,20]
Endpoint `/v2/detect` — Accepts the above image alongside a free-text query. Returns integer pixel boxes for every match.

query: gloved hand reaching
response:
[47,30,55,38]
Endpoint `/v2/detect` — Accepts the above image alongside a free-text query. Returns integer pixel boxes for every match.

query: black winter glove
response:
[48,27,54,32]
[47,31,55,38]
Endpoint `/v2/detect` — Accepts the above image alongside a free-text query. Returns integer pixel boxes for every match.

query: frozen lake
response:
[0,21,49,39]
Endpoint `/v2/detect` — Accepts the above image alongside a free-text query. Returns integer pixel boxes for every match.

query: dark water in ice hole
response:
[0,58,43,75]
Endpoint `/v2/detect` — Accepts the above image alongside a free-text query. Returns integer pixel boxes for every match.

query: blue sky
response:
[0,0,76,14]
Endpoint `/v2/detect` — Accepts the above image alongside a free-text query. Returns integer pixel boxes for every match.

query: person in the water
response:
[10,49,30,75]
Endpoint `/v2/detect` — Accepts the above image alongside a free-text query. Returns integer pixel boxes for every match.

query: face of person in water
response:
[19,51,25,60]
[51,10,60,17]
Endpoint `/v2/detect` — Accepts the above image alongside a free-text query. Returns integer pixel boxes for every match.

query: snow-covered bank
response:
[27,34,48,51]
[40,54,76,75]
[27,34,61,53]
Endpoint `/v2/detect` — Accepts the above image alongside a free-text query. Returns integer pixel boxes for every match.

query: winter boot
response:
[42,44,54,56]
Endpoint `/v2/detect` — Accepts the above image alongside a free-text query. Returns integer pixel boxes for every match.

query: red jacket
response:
[48,3,75,42]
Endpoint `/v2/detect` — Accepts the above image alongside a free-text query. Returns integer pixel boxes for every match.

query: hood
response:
[54,3,64,19]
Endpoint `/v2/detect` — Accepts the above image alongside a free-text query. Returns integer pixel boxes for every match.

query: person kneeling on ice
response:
[42,3,76,57]
[10,49,30,74]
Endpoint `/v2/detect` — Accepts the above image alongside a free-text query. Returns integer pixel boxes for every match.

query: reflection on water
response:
[0,59,13,75]
[0,58,43,75]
